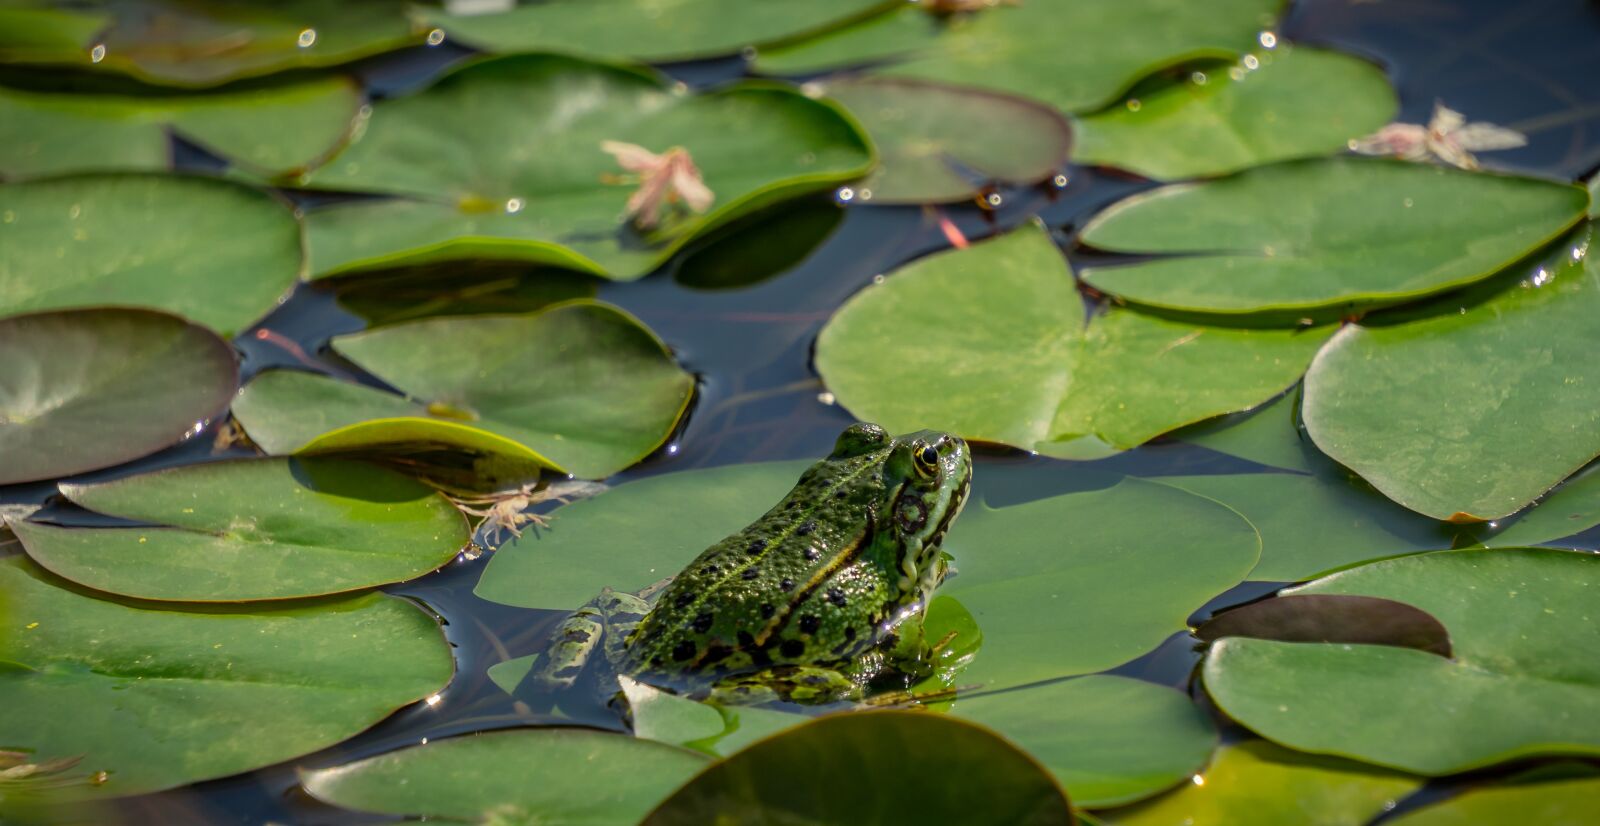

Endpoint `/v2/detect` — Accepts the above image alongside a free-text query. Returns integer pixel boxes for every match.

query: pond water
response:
[3,0,1600,823]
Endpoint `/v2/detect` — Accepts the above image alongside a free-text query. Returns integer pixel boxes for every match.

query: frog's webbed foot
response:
[522,587,654,696]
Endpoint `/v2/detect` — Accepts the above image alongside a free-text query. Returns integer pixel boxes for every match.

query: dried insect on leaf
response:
[600,141,715,229]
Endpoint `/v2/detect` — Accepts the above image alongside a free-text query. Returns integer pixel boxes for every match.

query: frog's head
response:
[861,426,972,593]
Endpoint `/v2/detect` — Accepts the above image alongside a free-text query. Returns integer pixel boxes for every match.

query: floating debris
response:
[601,141,715,230]
[1350,102,1527,170]
[452,479,609,546]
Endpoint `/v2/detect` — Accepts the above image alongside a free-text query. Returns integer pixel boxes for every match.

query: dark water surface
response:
[5,0,1599,822]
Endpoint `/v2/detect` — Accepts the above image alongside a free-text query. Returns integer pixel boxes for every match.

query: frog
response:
[520,422,972,709]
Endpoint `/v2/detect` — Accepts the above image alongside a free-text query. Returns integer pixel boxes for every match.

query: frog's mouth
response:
[924,468,971,553]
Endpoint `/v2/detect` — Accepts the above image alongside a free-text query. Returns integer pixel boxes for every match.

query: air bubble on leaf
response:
[297,29,317,48]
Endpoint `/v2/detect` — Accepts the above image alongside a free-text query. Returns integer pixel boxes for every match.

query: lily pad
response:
[815,224,1332,454]
[0,173,304,335]
[756,0,1284,115]
[0,555,452,798]
[0,0,422,87]
[421,0,895,62]
[1588,171,1597,217]
[1302,225,1600,521]
[477,460,1259,690]
[11,457,469,602]
[1203,548,1600,774]
[1195,594,1452,656]
[0,308,236,486]
[949,676,1217,808]
[0,78,362,180]
[299,728,708,824]
[1073,47,1395,180]
[641,711,1074,825]
[1176,390,1312,472]
[233,301,694,480]
[1078,157,1589,314]
[1386,776,1600,826]
[1104,740,1421,826]
[822,77,1071,203]
[301,55,873,280]
[329,263,597,327]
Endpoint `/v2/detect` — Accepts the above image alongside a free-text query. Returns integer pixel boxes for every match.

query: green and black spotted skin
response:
[621,423,971,692]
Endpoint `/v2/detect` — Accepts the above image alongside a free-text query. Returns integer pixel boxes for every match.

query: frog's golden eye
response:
[913,443,939,477]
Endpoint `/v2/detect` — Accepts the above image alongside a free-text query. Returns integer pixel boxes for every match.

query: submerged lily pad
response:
[233,301,694,480]
[1104,740,1421,826]
[299,728,708,824]
[422,0,894,62]
[1302,225,1600,521]
[1073,47,1395,180]
[1386,776,1600,826]
[1078,157,1588,314]
[0,0,422,87]
[0,174,303,335]
[823,77,1072,203]
[0,308,236,486]
[477,460,1258,690]
[1203,548,1600,774]
[756,0,1284,115]
[12,457,468,601]
[0,78,362,180]
[642,712,1074,825]
[1196,594,1452,657]
[301,55,872,280]
[0,555,452,798]
[950,676,1217,808]
[329,263,597,327]
[815,224,1330,454]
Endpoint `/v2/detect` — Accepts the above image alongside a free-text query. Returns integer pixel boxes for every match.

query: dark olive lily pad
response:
[0,308,236,486]
[1203,548,1600,774]
[1074,47,1395,180]
[0,78,362,180]
[1196,594,1452,656]
[299,728,708,824]
[1104,740,1421,826]
[301,55,873,280]
[233,301,694,480]
[823,77,1071,203]
[0,0,422,87]
[12,457,469,601]
[815,224,1331,454]
[421,0,894,62]
[0,174,303,335]
[1078,157,1588,314]
[0,555,452,798]
[756,0,1285,115]
[1386,776,1600,826]
[641,711,1074,825]
[477,460,1259,690]
[1302,225,1600,521]
[329,263,597,328]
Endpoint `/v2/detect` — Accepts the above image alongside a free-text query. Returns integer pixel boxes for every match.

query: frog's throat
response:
[897,470,971,590]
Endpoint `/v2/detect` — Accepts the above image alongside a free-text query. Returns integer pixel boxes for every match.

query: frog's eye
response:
[913,443,939,478]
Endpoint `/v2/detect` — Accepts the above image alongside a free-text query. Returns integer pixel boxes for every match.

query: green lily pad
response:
[0,0,422,87]
[0,78,362,180]
[0,554,452,798]
[756,0,1284,115]
[477,459,1259,690]
[233,301,694,480]
[671,197,844,290]
[950,676,1217,808]
[1302,225,1600,521]
[1073,47,1395,180]
[11,457,469,602]
[0,173,303,335]
[1104,740,1421,826]
[329,263,597,327]
[815,224,1331,454]
[1196,595,1452,656]
[421,0,895,62]
[641,711,1074,825]
[0,308,236,486]
[1587,171,1597,217]
[822,77,1072,203]
[1154,473,1461,581]
[299,728,708,824]
[1176,390,1313,472]
[1203,547,1600,774]
[1078,157,1589,314]
[301,55,872,280]
[1386,776,1600,826]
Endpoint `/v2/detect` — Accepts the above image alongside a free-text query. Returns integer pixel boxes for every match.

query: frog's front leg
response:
[705,665,861,707]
